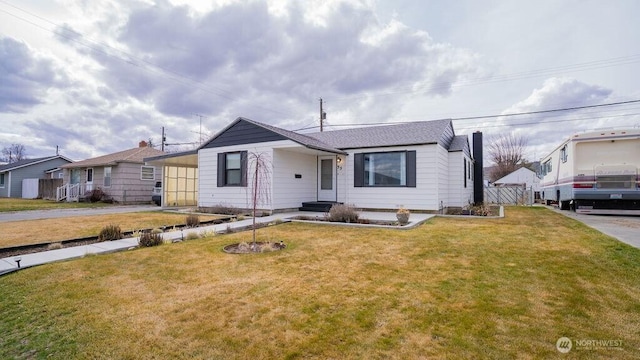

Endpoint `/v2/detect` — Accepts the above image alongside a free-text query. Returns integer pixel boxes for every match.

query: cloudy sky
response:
[1,0,639,162]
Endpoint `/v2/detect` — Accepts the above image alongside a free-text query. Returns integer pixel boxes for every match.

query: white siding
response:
[199,140,309,210]
[495,167,540,191]
[447,152,464,207]
[436,145,449,209]
[342,144,442,211]
[272,149,317,209]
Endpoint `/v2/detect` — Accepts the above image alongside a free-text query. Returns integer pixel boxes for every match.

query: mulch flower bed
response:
[223,241,286,254]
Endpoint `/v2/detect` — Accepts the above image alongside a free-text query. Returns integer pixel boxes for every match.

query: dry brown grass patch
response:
[0,212,222,248]
[1,207,639,359]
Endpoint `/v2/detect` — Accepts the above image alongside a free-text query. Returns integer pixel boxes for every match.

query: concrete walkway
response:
[0,211,434,275]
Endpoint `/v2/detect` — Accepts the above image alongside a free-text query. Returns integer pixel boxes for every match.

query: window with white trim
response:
[141,166,155,180]
[104,167,112,187]
[217,151,247,187]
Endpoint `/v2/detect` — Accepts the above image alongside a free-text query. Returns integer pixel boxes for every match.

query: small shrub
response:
[139,231,163,247]
[326,204,359,223]
[151,228,163,234]
[185,214,200,228]
[185,232,200,240]
[99,224,122,241]
[199,230,216,238]
[47,242,63,250]
[87,189,105,203]
[470,204,494,216]
[237,214,246,221]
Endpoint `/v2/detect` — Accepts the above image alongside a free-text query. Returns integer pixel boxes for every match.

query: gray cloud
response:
[0,37,68,113]
[66,0,480,123]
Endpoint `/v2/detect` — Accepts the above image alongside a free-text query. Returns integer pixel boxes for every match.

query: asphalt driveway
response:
[0,205,162,223]
[552,207,640,249]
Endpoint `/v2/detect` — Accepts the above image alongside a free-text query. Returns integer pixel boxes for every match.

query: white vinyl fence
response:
[484,186,534,205]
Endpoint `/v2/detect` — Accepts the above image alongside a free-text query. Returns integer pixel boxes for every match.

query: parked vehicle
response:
[152,181,162,206]
[539,129,640,214]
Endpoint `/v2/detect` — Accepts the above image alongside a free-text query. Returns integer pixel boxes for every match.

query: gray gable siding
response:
[2,158,71,198]
[439,121,455,150]
[202,119,287,149]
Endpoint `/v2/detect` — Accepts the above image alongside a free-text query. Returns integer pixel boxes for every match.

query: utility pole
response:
[319,98,326,132]
[194,114,206,144]
[161,127,166,151]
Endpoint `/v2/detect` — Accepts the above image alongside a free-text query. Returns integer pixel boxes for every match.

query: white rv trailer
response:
[539,129,640,214]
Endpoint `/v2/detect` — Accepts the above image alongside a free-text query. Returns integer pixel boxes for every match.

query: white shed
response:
[494,167,540,192]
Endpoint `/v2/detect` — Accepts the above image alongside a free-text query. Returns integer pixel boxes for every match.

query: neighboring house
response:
[493,167,540,189]
[493,166,541,200]
[147,117,481,212]
[0,156,73,198]
[59,141,165,203]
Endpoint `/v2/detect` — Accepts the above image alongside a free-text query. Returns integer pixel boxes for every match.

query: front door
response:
[318,156,336,201]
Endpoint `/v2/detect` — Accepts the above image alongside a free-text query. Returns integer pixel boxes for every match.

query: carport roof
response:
[144,149,198,167]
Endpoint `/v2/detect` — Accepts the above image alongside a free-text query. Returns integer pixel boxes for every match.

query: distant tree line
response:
[0,143,28,163]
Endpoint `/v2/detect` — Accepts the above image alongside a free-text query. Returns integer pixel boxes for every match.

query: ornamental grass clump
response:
[326,204,359,223]
[98,224,122,241]
[185,214,200,228]
[139,231,163,247]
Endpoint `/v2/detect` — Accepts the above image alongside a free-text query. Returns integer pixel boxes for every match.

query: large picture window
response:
[354,151,416,187]
[217,151,247,187]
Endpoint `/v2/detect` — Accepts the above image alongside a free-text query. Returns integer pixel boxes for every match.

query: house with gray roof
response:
[59,141,165,203]
[146,117,478,212]
[0,155,73,198]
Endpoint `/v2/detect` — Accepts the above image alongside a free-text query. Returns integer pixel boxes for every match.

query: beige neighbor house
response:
[58,141,165,203]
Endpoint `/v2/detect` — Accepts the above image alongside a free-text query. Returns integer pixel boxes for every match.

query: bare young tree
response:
[247,151,272,247]
[487,133,529,182]
[1,144,27,163]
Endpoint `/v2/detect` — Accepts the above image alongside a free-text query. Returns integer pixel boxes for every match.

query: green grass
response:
[1,207,639,359]
[0,198,112,212]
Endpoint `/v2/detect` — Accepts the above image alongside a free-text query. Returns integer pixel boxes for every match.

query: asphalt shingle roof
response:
[62,147,165,168]
[0,156,71,172]
[306,119,453,149]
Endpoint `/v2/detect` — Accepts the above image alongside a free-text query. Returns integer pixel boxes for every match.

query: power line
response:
[455,112,640,131]
[294,99,640,131]
[452,99,640,121]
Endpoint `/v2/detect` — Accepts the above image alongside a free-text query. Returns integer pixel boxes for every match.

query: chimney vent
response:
[139,140,148,148]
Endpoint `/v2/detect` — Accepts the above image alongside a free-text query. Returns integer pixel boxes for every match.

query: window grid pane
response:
[364,152,406,186]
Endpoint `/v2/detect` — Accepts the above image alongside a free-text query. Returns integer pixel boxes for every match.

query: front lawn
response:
[0,198,112,212]
[1,207,638,359]
[0,212,224,248]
